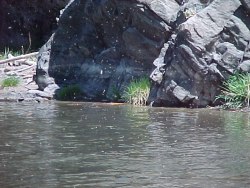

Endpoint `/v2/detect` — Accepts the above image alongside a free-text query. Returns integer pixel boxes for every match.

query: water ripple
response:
[0,103,250,187]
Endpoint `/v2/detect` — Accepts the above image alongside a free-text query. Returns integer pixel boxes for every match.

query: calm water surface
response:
[0,102,250,188]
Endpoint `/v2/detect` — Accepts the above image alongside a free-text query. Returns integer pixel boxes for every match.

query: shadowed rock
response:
[0,0,68,50]
[36,0,171,102]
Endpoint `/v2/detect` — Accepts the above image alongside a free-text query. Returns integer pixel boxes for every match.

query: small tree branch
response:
[0,52,38,65]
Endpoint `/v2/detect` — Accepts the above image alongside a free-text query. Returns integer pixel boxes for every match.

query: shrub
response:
[57,85,81,101]
[122,77,151,106]
[1,76,20,87]
[216,73,250,109]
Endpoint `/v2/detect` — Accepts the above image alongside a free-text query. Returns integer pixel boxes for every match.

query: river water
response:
[0,102,250,188]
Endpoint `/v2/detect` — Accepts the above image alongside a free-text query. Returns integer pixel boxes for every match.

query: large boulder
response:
[36,0,250,107]
[0,0,68,51]
[36,0,172,101]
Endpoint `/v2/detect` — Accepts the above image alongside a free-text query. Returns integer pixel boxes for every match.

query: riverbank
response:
[1,52,250,113]
[0,53,53,102]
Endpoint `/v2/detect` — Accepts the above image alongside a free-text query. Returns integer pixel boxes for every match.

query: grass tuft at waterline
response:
[216,72,250,109]
[122,77,151,106]
[57,85,82,101]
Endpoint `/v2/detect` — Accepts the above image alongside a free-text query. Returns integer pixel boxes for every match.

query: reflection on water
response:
[0,102,250,188]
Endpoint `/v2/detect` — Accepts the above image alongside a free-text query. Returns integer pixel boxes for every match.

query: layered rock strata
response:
[36,0,250,107]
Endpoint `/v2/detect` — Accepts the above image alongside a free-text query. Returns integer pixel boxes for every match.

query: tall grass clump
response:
[1,76,20,87]
[57,85,81,101]
[216,72,250,109]
[122,77,151,106]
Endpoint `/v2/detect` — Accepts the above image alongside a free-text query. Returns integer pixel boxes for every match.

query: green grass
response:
[0,54,5,60]
[11,51,23,57]
[216,72,250,109]
[1,76,20,87]
[57,85,82,101]
[122,77,151,106]
[0,48,9,60]
[0,47,23,60]
[111,85,121,101]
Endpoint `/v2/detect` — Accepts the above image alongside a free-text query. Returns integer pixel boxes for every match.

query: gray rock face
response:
[149,0,248,107]
[138,0,180,24]
[0,0,68,50]
[36,0,250,107]
[36,35,55,90]
[37,0,171,101]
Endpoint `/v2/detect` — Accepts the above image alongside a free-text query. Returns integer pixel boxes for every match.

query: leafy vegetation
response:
[216,72,250,109]
[1,76,20,87]
[57,85,82,101]
[122,77,151,106]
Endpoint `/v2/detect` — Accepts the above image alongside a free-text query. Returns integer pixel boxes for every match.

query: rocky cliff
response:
[36,0,250,107]
[0,0,68,51]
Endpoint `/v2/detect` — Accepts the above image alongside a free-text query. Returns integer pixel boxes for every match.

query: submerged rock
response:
[36,0,250,107]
